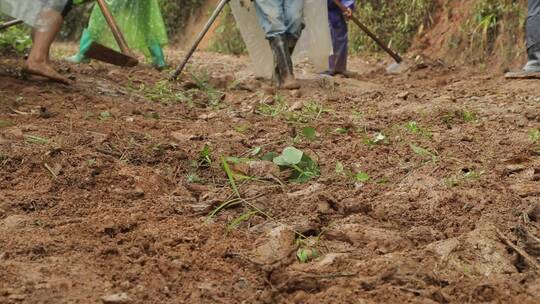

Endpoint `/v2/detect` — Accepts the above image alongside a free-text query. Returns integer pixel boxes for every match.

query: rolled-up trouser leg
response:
[254,0,286,38]
[283,0,304,39]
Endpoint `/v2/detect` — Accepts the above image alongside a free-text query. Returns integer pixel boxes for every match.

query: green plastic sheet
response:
[86,0,168,57]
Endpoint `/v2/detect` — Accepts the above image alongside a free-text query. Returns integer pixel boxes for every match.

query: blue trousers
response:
[328,9,348,72]
[328,0,354,73]
[254,0,304,39]
[527,0,540,51]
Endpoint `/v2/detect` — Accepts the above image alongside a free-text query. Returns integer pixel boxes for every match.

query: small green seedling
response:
[297,247,318,263]
[354,172,371,182]
[461,110,477,123]
[191,72,225,106]
[405,121,420,133]
[529,128,540,143]
[98,111,112,121]
[258,94,287,117]
[405,121,433,139]
[273,147,320,183]
[410,143,438,162]
[334,127,349,134]
[0,120,12,128]
[335,161,371,183]
[363,132,388,147]
[227,210,259,232]
[199,144,213,167]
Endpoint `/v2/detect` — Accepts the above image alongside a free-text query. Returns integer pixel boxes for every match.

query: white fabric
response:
[0,0,68,27]
[230,0,333,78]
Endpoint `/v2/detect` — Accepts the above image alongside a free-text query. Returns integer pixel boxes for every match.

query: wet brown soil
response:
[1,48,539,303]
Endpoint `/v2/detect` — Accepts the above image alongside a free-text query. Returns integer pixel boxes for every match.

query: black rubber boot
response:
[268,36,300,90]
[285,35,298,57]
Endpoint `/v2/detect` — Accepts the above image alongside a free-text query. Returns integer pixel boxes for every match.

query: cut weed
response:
[404,121,432,139]
[410,143,438,162]
[25,135,50,145]
[258,94,287,117]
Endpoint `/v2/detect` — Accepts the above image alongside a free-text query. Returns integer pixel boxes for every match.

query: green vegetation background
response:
[0,0,530,63]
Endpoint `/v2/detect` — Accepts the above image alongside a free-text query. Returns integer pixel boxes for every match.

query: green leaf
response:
[261,151,279,162]
[199,144,212,166]
[274,147,303,166]
[302,127,317,141]
[221,157,240,197]
[354,172,370,182]
[273,147,320,183]
[296,248,318,263]
[405,121,419,133]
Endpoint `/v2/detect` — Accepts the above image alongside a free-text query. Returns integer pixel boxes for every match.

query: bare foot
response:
[22,60,71,85]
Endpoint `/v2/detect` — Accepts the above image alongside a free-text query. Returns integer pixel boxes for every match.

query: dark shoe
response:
[334,70,358,78]
[505,70,540,79]
[505,49,540,79]
[149,43,167,70]
[268,36,300,90]
[320,70,335,76]
[65,29,92,64]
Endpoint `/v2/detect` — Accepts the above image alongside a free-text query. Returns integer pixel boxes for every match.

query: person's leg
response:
[524,0,540,72]
[255,0,299,89]
[283,0,304,39]
[506,0,540,78]
[66,28,92,64]
[254,0,287,38]
[148,43,166,70]
[23,8,70,84]
[331,15,349,75]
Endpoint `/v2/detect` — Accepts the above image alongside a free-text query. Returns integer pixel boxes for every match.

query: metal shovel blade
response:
[386,61,411,75]
[86,42,138,67]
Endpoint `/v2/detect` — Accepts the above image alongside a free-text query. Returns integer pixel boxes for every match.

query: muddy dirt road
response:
[1,49,539,303]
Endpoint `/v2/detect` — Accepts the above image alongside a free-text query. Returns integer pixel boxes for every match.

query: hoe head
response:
[86,42,138,67]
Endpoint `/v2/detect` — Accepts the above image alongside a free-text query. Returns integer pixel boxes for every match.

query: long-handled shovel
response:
[332,0,402,63]
[170,0,230,80]
[85,0,138,67]
[332,0,408,73]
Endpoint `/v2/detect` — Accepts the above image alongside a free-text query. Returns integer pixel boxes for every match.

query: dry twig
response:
[496,229,540,270]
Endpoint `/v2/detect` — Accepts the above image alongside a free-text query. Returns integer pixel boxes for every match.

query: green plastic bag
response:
[86,0,168,57]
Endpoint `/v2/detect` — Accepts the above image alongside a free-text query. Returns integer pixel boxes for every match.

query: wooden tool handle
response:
[0,19,23,31]
[95,0,131,54]
[332,0,402,63]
